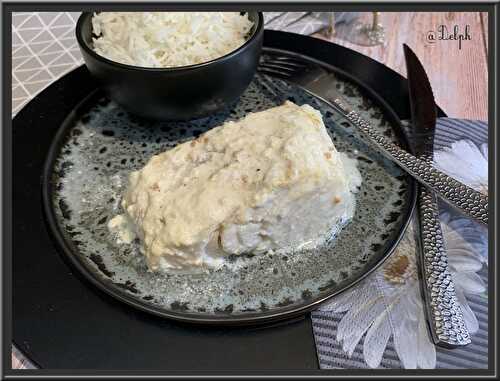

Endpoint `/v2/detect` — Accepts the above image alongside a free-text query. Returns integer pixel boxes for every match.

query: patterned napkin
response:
[312,118,488,369]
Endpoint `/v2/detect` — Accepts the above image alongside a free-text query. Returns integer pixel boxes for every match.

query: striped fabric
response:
[433,118,488,149]
[312,118,489,369]
[313,272,488,369]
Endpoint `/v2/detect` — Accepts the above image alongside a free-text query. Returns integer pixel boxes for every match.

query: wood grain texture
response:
[314,12,488,121]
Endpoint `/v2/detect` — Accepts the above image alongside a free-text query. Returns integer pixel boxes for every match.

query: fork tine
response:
[258,62,302,73]
[257,67,292,79]
[260,59,307,70]
[263,55,308,65]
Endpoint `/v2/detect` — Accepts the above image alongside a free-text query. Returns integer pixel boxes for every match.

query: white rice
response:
[91,12,254,68]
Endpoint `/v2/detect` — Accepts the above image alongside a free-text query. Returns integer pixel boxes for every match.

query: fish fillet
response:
[109,101,361,273]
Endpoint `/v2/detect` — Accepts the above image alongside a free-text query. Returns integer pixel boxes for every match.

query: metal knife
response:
[404,43,471,347]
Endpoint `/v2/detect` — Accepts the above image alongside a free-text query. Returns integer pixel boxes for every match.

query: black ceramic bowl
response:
[76,12,264,121]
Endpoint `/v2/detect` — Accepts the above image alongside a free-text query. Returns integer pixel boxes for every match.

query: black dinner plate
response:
[42,59,415,325]
[12,31,443,369]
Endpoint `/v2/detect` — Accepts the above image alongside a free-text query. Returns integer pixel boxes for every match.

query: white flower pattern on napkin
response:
[434,139,489,262]
[319,213,486,369]
[434,140,488,195]
[318,139,488,369]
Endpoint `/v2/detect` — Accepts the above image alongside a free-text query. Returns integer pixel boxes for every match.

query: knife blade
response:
[404,43,471,347]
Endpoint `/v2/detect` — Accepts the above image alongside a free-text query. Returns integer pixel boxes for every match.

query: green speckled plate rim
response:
[41,50,417,326]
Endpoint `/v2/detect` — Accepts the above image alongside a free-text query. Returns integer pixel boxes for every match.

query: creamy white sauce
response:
[108,102,362,274]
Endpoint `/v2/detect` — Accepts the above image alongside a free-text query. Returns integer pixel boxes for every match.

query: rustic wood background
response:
[314,12,489,121]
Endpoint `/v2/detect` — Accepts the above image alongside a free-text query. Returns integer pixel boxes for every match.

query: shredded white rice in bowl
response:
[91,12,255,68]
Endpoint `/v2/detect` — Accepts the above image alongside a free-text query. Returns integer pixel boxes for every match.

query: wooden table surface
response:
[314,12,489,121]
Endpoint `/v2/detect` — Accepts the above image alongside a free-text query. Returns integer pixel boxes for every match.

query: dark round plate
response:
[12,31,429,369]
[41,52,416,325]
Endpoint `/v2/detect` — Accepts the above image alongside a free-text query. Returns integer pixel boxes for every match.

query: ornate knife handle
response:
[416,185,471,347]
[332,99,488,225]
